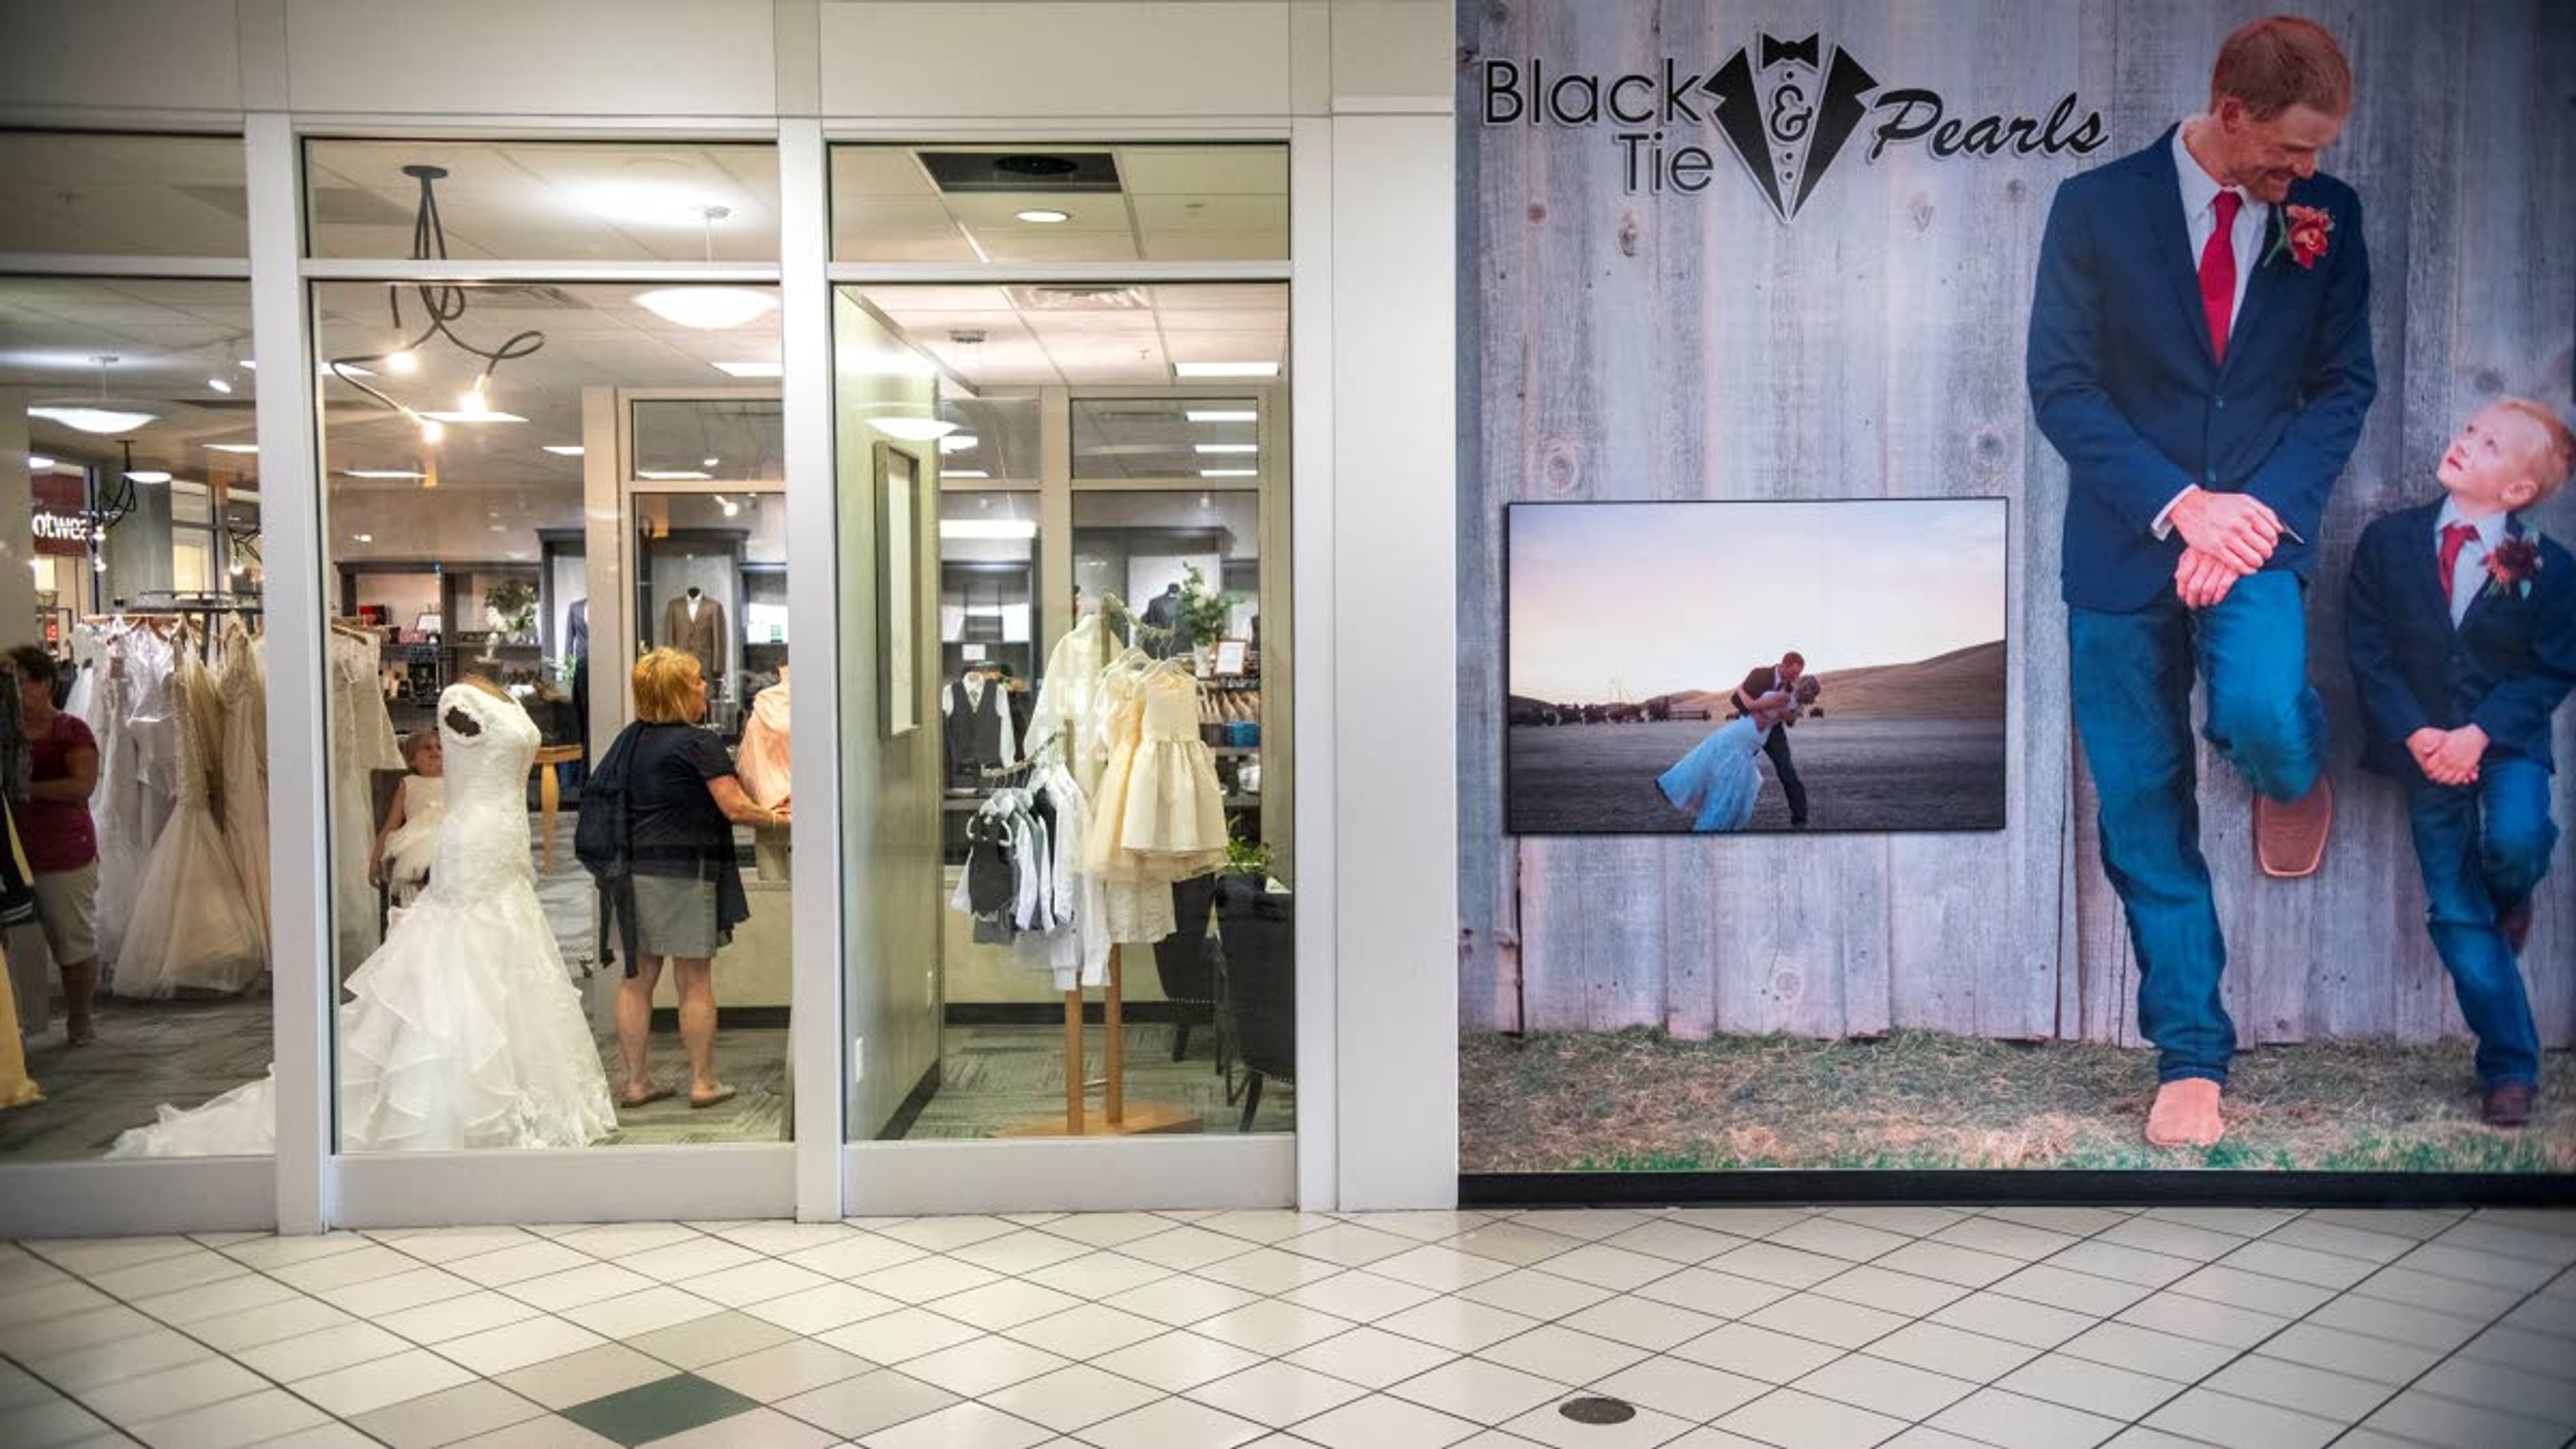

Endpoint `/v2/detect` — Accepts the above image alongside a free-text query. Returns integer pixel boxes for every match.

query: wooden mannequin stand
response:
[997,944,1201,1136]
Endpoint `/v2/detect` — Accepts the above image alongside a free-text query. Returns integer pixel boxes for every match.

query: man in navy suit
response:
[2347,400,2575,1128]
[2028,16,2375,1148]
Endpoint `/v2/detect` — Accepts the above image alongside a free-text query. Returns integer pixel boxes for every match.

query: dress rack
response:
[994,593,1202,1138]
[89,592,266,661]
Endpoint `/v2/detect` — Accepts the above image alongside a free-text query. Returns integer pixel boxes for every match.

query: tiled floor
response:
[3,1203,2571,1448]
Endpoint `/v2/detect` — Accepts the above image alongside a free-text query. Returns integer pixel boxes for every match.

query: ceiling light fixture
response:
[1194,443,1257,454]
[940,519,1038,540]
[702,456,720,468]
[637,287,777,330]
[869,417,959,443]
[127,468,173,484]
[207,443,260,454]
[325,164,547,448]
[1186,409,1256,423]
[542,445,585,457]
[354,533,374,543]
[711,360,783,378]
[207,376,232,394]
[1201,468,1256,478]
[345,470,427,480]
[28,455,55,470]
[945,469,991,479]
[417,410,527,424]
[1015,209,1071,224]
[31,356,161,435]
[937,433,979,454]
[637,470,713,480]
[1174,362,1279,378]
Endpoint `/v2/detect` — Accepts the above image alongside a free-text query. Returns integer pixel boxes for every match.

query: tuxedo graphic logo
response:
[1711,32,1878,221]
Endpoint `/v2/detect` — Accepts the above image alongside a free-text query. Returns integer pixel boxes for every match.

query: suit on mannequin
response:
[661,589,727,695]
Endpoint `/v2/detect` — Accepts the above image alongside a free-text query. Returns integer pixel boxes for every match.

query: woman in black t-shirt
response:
[600,649,786,1110]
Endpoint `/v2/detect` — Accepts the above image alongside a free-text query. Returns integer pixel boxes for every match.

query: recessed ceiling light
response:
[384,349,418,375]
[711,360,782,378]
[869,417,959,443]
[1186,410,1256,423]
[937,433,980,454]
[126,470,173,484]
[945,469,991,478]
[1200,468,1256,478]
[417,411,527,424]
[1194,443,1257,455]
[542,444,585,457]
[702,456,721,468]
[637,470,713,480]
[1016,209,1071,224]
[206,443,260,454]
[635,287,777,330]
[1174,362,1279,378]
[353,533,374,543]
[207,376,232,394]
[345,470,427,480]
[30,405,158,435]
[941,519,1038,539]
[28,455,55,469]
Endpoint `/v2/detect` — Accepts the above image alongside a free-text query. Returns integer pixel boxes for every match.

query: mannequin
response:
[737,665,791,880]
[659,586,727,699]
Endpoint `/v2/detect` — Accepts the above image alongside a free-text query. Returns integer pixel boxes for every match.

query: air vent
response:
[920,150,1122,194]
[1007,285,1150,312]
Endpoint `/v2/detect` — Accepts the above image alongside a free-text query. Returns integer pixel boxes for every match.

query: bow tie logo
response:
[1760,33,1819,70]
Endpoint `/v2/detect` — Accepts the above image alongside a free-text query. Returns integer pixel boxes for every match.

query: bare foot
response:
[2146,1079,2225,1148]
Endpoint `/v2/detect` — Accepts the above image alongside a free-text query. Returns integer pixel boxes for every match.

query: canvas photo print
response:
[1505,498,2009,835]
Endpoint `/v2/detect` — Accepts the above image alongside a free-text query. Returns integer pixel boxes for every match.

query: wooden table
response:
[531,745,585,872]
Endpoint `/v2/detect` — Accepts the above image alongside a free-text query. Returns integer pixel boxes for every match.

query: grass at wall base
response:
[1460,1028,2575,1173]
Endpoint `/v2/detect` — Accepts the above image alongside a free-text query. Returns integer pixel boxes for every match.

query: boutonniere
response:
[2262,203,2334,270]
[2483,535,2542,600]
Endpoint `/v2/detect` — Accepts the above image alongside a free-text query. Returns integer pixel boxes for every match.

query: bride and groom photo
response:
[1505,497,2010,837]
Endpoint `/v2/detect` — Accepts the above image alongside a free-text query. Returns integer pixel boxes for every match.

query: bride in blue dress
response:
[1659,676,1821,831]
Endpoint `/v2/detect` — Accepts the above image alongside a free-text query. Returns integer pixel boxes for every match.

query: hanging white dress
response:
[110,684,616,1158]
[217,630,271,956]
[330,631,404,971]
[109,652,265,998]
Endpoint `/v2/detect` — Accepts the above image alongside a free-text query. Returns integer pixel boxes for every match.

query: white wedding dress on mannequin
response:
[110,684,616,1157]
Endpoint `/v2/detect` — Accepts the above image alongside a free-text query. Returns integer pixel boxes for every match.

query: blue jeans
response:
[2406,757,2553,1089]
[2070,571,2327,1084]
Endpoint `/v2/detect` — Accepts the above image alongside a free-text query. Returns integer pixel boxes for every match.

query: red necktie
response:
[2200,191,2241,363]
[2440,522,2479,608]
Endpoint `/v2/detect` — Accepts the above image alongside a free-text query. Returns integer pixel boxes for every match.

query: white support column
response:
[779,118,845,1220]
[1288,115,1339,1212]
[247,111,333,1234]
[1328,111,1456,1210]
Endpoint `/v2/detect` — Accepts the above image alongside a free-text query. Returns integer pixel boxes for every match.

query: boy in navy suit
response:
[2345,399,2576,1127]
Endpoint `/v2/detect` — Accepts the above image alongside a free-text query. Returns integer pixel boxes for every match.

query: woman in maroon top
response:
[10,647,101,1044]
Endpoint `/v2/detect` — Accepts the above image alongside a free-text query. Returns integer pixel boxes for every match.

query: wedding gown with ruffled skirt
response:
[1658,714,1772,833]
[109,685,616,1157]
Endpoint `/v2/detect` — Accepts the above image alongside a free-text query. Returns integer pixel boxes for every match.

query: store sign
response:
[1480,32,2108,215]
[31,474,95,557]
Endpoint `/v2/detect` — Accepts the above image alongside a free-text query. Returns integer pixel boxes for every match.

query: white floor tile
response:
[951,1231,1097,1277]
[926,1278,1087,1331]
[27,1326,211,1393]
[81,1354,267,1426]
[1445,1222,1591,1269]
[855,1399,1054,1449]
[36,1235,206,1277]
[1498,1395,1697,1449]
[1370,1245,1521,1293]
[624,1309,798,1368]
[1031,1213,1177,1250]
[558,1285,728,1340]
[875,1216,1021,1253]
[315,1267,483,1319]
[1077,1396,1270,1449]
[1102,1274,1263,1328]
[898,1334,1069,1396]
[2214,1240,2377,1291]
[190,1296,358,1354]
[1859,1241,2026,1292]
[1540,1244,1686,1293]
[1458,1269,1619,1320]
[1338,1212,1501,1244]
[1002,1301,1171,1359]
[1668,1323,1845,1385]
[1930,1386,2126,1449]
[1715,1387,1909,1449]
[388,1230,547,1267]
[1124,1226,1269,1273]
[503,1262,660,1313]
[2142,1387,2343,1449]
[617,1238,765,1284]
[1276,1222,1419,1269]
[2347,1265,2520,1320]
[1632,1268,1795,1320]
[2051,1321,2236,1383]
[291,1345,480,1417]
[1189,1359,1373,1426]
[1385,1356,1572,1424]
[87,1248,253,1301]
[1796,1352,1981,1420]
[2197,1353,2386,1422]
[698,1338,875,1401]
[1277,1269,1442,1322]
[268,1244,425,1293]
[708,1221,861,1256]
[2257,1218,2418,1266]
[1281,1324,1459,1389]
[1927,1218,2081,1263]
[1923,1291,2095,1350]
[1811,1265,1970,1318]
[1376,1297,1545,1354]
[2413,1354,2576,1428]
[770,1368,958,1442]
[1599,1220,1746,1266]
[1091,1330,1270,1393]
[1513,1211,1661,1243]
[438,1316,609,1375]
[1192,1299,1360,1355]
[2112,1290,2292,1350]
[1996,1351,2187,1421]
[2361,1389,2570,1449]
[125,1387,332,1448]
[1989,1264,2151,1318]
[2301,1293,2485,1352]
[0,1304,158,1360]
[131,1273,302,1327]
[1743,1293,1909,1350]
[2257,1321,2442,1385]
[1024,1252,1175,1301]
[981,1364,1163,1434]
[554,1222,707,1260]
[1584,1354,1768,1421]
[2042,1240,2200,1289]
[1558,1295,1723,1352]
[493,1342,677,1410]
[1703,1243,1850,1291]
[1769,1218,1915,1264]
[1291,1393,1485,1449]
[235,1320,413,1380]
[1862,1322,2040,1383]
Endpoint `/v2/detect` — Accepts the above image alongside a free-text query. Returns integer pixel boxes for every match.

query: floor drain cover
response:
[1559,1397,1640,1426]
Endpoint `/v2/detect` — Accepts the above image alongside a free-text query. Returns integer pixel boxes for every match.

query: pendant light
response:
[635,206,777,330]
[30,356,161,435]
[325,164,546,446]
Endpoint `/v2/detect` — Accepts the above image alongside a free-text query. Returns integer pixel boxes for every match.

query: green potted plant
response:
[1176,563,1234,663]
[484,578,539,641]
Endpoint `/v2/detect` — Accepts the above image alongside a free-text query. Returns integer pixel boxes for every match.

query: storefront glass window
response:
[0,131,250,256]
[288,262,792,1155]
[830,144,1287,264]
[838,280,1293,1143]
[0,274,268,1160]
[305,141,781,263]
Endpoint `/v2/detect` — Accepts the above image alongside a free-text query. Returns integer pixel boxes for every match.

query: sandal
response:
[618,1085,676,1108]
[688,1086,738,1110]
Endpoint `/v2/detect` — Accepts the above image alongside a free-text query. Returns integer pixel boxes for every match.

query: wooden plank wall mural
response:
[1458,1,2576,1048]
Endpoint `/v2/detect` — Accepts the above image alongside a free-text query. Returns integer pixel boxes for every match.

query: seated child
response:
[368,729,447,908]
[2345,397,2576,1128]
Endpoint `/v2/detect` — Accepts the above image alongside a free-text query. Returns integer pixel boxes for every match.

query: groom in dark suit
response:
[1730,651,1809,827]
[2029,16,2375,1148]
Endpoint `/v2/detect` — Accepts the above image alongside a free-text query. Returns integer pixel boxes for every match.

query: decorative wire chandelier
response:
[327,164,545,445]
